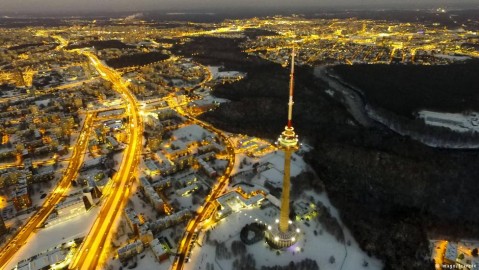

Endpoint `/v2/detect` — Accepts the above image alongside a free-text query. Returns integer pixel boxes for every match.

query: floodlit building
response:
[443,241,479,268]
[139,225,154,244]
[45,195,88,227]
[176,183,199,197]
[105,136,119,148]
[293,200,318,221]
[216,190,265,219]
[144,159,161,176]
[174,173,197,187]
[15,239,78,270]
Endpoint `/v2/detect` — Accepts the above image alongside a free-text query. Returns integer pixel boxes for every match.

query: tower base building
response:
[265,219,300,249]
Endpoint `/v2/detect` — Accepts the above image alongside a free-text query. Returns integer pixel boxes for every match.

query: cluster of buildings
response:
[0,76,90,239]
[88,119,126,156]
[443,241,479,268]
[241,17,478,66]
[114,95,233,264]
[118,207,192,262]
[0,58,128,240]
[113,107,232,263]
[0,94,78,164]
[0,27,87,88]
[125,57,207,99]
[432,240,479,269]
[115,117,231,262]
[0,164,56,219]
[236,136,275,157]
[144,111,226,179]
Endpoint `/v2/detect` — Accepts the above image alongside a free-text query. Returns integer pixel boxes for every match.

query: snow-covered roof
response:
[172,124,211,142]
[150,238,169,257]
[445,242,458,262]
[260,168,283,187]
[17,245,68,270]
[266,194,281,208]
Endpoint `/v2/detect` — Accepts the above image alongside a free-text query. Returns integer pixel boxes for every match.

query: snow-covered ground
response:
[97,66,383,270]
[184,147,383,270]
[186,203,382,270]
[418,110,479,133]
[5,207,100,270]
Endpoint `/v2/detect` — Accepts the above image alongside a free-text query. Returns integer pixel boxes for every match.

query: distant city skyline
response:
[0,0,478,14]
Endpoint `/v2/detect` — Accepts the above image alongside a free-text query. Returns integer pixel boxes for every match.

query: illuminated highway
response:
[0,113,96,269]
[68,52,143,270]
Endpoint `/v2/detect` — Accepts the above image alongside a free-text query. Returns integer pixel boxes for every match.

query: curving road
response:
[171,109,236,270]
[68,52,143,270]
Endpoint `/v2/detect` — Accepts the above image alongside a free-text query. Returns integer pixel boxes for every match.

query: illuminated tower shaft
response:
[278,46,299,233]
[279,150,293,232]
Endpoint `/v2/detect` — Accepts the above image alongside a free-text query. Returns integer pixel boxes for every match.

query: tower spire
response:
[287,45,295,128]
[265,43,301,249]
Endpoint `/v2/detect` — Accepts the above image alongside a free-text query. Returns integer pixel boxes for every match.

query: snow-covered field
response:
[186,203,382,270]
[5,207,100,270]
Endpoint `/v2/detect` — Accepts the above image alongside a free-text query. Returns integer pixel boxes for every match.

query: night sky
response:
[0,0,477,13]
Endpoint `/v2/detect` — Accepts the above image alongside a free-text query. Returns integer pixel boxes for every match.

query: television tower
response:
[266,46,300,248]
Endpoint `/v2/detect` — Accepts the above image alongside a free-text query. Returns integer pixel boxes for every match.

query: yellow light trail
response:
[68,52,143,270]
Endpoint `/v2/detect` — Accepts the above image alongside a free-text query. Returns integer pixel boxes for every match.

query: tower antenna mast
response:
[287,45,296,128]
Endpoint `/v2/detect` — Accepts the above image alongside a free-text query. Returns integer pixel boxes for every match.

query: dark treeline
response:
[105,52,169,69]
[8,43,45,51]
[65,39,134,50]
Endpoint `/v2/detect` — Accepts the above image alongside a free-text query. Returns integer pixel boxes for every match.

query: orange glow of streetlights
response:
[0,196,8,209]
